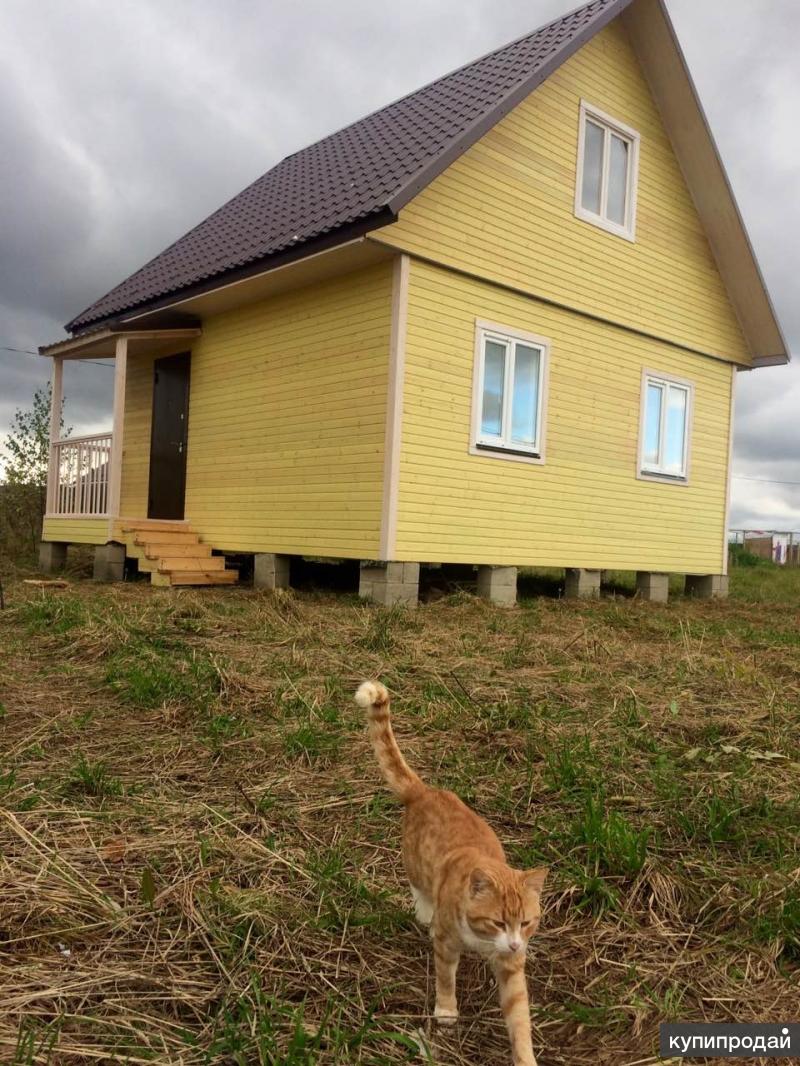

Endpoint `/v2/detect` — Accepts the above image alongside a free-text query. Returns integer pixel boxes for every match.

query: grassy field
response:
[1,564,798,1065]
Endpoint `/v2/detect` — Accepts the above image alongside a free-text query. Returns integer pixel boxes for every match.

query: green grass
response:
[62,753,123,798]
[104,640,221,710]
[16,593,87,634]
[1,568,798,1063]
[570,791,650,878]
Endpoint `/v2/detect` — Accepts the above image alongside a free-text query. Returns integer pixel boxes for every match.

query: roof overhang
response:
[109,234,396,329]
[623,0,789,366]
[39,324,201,360]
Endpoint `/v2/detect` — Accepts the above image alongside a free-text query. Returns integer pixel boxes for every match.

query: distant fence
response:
[729,530,800,567]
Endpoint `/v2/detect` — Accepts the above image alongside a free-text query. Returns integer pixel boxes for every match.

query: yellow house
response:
[39,0,788,604]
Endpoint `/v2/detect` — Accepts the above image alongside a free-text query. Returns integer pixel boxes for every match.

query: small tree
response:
[1,385,69,560]
[4,385,56,489]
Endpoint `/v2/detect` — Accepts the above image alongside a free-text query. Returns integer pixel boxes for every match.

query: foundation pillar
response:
[359,561,419,607]
[564,568,601,599]
[636,571,670,603]
[253,553,291,590]
[39,540,68,574]
[685,574,729,600]
[93,543,126,582]
[476,565,517,607]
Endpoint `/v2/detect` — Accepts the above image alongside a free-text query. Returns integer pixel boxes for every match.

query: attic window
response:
[575,101,639,241]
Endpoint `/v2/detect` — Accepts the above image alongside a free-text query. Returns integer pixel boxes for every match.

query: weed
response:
[201,974,419,1065]
[282,698,343,764]
[571,791,650,877]
[63,754,122,798]
[676,783,743,846]
[203,712,249,751]
[16,594,86,635]
[542,735,595,794]
[359,602,417,653]
[307,844,410,934]
[570,868,621,915]
[105,642,221,709]
[753,887,800,962]
[0,768,17,798]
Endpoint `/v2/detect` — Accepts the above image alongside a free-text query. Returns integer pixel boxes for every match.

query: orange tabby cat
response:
[355,681,548,1066]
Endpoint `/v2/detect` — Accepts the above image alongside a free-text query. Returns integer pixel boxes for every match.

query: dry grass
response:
[0,569,798,1065]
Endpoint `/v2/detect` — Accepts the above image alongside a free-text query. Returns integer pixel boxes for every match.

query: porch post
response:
[46,356,63,514]
[107,336,128,523]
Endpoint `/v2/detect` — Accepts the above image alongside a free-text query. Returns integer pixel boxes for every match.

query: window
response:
[575,101,639,241]
[639,372,692,481]
[472,322,549,461]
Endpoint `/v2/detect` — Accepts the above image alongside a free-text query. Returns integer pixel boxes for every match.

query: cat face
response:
[463,867,548,956]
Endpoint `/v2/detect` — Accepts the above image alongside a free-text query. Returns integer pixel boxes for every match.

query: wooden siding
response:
[395,258,733,572]
[119,263,393,556]
[42,517,109,545]
[119,352,157,518]
[376,20,750,366]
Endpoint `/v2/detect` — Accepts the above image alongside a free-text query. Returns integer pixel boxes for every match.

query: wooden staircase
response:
[116,519,238,587]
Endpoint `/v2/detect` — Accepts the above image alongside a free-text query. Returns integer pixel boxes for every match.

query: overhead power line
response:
[1,345,114,369]
[733,474,800,488]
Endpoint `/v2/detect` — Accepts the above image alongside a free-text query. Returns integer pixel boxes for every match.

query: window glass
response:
[581,120,604,216]
[644,382,663,467]
[481,340,506,438]
[664,386,688,475]
[607,134,629,226]
[511,344,540,446]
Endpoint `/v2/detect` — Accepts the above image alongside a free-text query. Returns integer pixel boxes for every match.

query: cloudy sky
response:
[0,0,798,528]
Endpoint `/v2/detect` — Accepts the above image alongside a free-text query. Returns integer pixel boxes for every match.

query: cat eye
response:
[492,920,507,930]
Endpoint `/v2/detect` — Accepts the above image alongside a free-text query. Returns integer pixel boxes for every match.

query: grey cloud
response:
[0,0,798,532]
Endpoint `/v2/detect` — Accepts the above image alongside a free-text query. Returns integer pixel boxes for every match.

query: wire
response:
[1,345,115,369]
[733,474,800,488]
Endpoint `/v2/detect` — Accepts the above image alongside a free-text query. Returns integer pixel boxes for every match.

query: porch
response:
[38,323,235,585]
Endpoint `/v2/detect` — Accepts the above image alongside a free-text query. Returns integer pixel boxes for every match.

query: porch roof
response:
[39,324,201,360]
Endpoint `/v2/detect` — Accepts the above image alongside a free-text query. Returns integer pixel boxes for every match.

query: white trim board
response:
[722,365,736,575]
[379,255,410,561]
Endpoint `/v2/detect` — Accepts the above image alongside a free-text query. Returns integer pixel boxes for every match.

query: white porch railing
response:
[49,432,113,516]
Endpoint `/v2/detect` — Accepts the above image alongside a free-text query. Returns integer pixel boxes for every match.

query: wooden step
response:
[134,531,202,546]
[120,519,190,534]
[140,541,212,559]
[156,555,225,572]
[158,569,238,586]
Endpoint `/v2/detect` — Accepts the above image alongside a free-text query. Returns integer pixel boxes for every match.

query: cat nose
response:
[508,939,522,952]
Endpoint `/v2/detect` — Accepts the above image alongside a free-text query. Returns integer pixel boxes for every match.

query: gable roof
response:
[65,0,788,366]
[66,0,632,333]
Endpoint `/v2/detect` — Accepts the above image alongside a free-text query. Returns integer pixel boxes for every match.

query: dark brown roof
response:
[67,0,632,333]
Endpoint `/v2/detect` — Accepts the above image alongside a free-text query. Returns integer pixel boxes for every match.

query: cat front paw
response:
[434,1005,459,1027]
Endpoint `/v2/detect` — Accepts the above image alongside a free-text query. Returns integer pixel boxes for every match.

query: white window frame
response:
[470,319,550,466]
[637,369,694,484]
[574,100,640,242]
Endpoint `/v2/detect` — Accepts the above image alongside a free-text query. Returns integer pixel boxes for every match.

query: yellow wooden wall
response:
[119,263,393,556]
[119,351,158,518]
[42,517,108,545]
[376,19,750,366]
[395,258,732,572]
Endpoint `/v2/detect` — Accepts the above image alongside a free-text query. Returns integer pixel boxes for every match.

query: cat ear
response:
[522,867,549,894]
[469,868,493,897]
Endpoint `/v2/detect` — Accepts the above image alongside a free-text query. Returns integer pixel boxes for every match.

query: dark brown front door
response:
[148,352,190,520]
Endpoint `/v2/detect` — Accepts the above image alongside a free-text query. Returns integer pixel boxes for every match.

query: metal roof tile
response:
[67,0,629,332]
